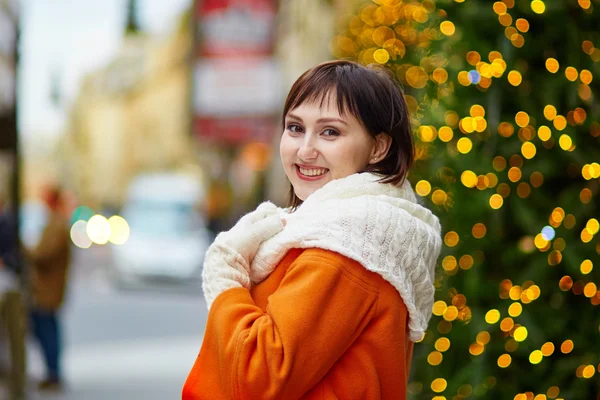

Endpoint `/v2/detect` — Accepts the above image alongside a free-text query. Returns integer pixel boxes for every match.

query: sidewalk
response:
[1,335,200,400]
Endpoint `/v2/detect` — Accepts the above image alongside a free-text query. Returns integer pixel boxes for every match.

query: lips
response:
[295,164,329,181]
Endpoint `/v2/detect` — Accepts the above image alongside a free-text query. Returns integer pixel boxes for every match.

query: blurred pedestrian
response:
[25,187,71,391]
[182,60,442,399]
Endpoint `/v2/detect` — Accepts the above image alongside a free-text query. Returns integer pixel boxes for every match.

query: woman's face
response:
[280,94,382,201]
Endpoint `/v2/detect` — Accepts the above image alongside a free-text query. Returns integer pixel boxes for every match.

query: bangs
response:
[282,66,361,125]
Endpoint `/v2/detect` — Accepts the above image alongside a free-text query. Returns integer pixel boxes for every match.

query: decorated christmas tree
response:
[333,0,599,398]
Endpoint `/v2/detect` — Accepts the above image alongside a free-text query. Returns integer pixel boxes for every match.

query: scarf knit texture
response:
[248,172,442,341]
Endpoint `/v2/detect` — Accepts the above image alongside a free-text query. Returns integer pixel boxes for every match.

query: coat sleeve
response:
[182,251,380,400]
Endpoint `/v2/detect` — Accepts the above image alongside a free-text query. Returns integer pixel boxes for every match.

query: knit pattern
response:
[250,173,442,341]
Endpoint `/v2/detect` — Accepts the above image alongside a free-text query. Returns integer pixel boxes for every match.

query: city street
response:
[24,246,208,400]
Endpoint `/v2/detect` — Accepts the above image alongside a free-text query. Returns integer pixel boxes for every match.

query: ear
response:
[368,133,392,165]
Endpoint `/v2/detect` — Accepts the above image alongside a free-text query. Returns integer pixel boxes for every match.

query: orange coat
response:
[183,248,414,400]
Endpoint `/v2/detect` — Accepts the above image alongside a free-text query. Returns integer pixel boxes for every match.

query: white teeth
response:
[298,167,328,177]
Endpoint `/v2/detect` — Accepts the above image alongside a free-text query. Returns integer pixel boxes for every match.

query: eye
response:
[286,123,303,134]
[322,128,340,137]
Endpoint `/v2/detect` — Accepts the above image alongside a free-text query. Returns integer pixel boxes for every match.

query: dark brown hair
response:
[282,59,415,209]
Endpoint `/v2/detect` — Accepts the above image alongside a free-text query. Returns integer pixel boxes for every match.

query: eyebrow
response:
[286,113,349,126]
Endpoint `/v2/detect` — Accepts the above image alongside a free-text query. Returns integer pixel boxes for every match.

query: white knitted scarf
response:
[250,172,442,341]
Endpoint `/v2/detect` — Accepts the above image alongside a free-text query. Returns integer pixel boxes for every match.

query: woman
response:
[183,60,442,399]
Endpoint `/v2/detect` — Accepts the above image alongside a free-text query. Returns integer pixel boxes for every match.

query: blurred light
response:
[498,354,512,368]
[489,194,503,209]
[493,156,507,171]
[419,125,437,142]
[87,215,111,245]
[565,67,578,81]
[468,70,481,84]
[529,350,543,364]
[373,48,390,64]
[560,340,574,354]
[541,342,555,356]
[466,51,481,66]
[470,105,485,117]
[515,111,529,127]
[472,223,487,238]
[428,351,443,366]
[508,302,522,317]
[508,167,522,182]
[476,331,491,345]
[469,343,484,356]
[443,306,458,321]
[461,170,477,188]
[432,68,449,84]
[541,226,555,240]
[442,256,457,272]
[538,126,551,141]
[435,337,451,352]
[415,180,432,196]
[507,70,522,86]
[543,105,557,120]
[440,21,455,36]
[521,142,536,159]
[545,58,559,73]
[431,190,448,205]
[559,276,573,291]
[431,378,447,393]
[515,18,529,32]
[457,137,473,154]
[584,282,597,298]
[70,220,92,249]
[71,206,95,225]
[108,216,130,245]
[582,365,595,378]
[531,0,546,14]
[580,69,593,84]
[514,326,528,342]
[444,231,459,247]
[438,126,454,142]
[459,255,474,270]
[580,260,593,274]
[558,134,572,150]
[433,300,448,316]
[485,309,501,324]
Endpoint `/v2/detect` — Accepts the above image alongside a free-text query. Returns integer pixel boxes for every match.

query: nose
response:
[297,135,318,161]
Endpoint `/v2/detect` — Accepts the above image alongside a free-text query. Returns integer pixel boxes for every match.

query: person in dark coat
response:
[25,188,71,391]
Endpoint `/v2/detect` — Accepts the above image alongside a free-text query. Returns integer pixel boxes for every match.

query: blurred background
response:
[0,0,599,399]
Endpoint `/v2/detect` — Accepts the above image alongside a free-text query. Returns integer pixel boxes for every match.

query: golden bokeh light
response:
[565,66,578,81]
[531,0,546,14]
[559,276,573,291]
[440,21,456,36]
[444,231,460,247]
[560,339,574,354]
[457,137,473,154]
[435,337,451,352]
[529,350,543,364]
[498,354,512,368]
[500,317,514,332]
[514,326,528,342]
[485,309,501,324]
[537,125,551,141]
[489,194,504,209]
[541,342,555,356]
[515,18,529,32]
[438,126,454,142]
[515,111,530,127]
[433,300,448,316]
[443,306,459,321]
[543,105,557,120]
[508,70,522,86]
[472,223,487,239]
[431,189,448,205]
[416,180,432,196]
[545,58,559,73]
[428,351,443,366]
[508,167,522,182]
[469,343,485,356]
[558,134,572,150]
[431,378,448,393]
[580,69,593,84]
[553,115,567,130]
[493,156,507,171]
[521,142,536,159]
[459,254,474,270]
[508,302,522,317]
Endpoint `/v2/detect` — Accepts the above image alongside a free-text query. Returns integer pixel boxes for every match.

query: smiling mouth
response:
[296,165,329,179]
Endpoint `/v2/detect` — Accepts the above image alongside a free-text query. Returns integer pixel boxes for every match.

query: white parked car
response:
[110,173,212,287]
